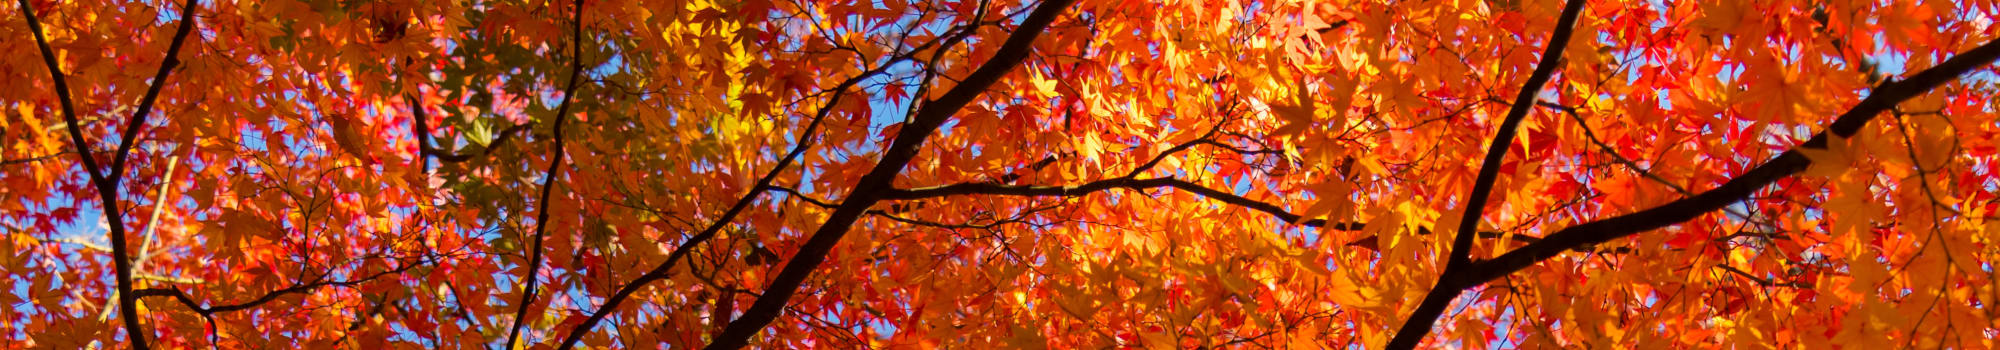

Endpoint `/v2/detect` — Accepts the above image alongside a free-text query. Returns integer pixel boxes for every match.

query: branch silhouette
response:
[551,17,988,350]
[704,0,1079,348]
[1386,0,1586,347]
[502,0,588,347]
[20,0,199,347]
[1387,36,2000,348]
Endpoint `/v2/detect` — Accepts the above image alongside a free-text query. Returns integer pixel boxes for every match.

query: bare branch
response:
[1387,0,1585,347]
[554,15,994,350]
[426,122,535,164]
[133,258,425,315]
[706,1,1078,348]
[20,0,199,347]
[1463,37,2000,290]
[502,0,587,347]
[773,185,1049,230]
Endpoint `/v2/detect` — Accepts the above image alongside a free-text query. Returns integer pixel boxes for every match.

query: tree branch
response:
[704,1,1077,348]
[34,236,113,252]
[1714,264,1809,288]
[1385,0,1584,347]
[425,120,534,164]
[405,64,434,173]
[1536,101,1692,194]
[1460,37,2000,290]
[132,257,424,316]
[102,154,182,322]
[0,149,77,166]
[108,2,196,183]
[554,16,1005,350]
[887,176,1543,246]
[405,60,537,169]
[502,0,586,347]
[773,185,1052,230]
[20,0,198,348]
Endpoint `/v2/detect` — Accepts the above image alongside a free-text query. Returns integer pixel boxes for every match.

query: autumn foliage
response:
[9,0,2000,348]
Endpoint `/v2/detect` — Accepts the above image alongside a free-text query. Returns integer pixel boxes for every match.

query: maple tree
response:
[7,0,2000,348]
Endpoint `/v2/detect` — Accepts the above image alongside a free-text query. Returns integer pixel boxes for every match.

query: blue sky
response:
[15,0,2000,347]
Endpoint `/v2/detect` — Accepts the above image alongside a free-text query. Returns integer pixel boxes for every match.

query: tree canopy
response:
[7,0,2000,348]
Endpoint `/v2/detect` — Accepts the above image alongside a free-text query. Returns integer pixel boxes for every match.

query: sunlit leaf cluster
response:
[4,0,2000,348]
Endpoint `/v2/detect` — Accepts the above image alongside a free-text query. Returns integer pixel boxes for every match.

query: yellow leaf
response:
[1269,85,1317,138]
[1078,132,1103,162]
[1295,180,1353,223]
[1326,269,1379,308]
[1796,134,1854,178]
[1030,71,1059,97]
[1268,104,1315,137]
[1326,75,1358,128]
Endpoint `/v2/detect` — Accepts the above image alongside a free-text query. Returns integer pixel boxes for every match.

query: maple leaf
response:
[1294,180,1353,223]
[1267,81,1319,138]
[1796,133,1855,178]
[7,0,2000,349]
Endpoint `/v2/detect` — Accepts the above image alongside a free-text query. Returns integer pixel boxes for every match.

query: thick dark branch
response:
[502,0,585,347]
[706,1,1077,348]
[1462,38,2000,288]
[20,1,94,178]
[891,176,1171,198]
[1385,0,1584,348]
[21,1,198,348]
[553,19,978,349]
[553,96,834,350]
[108,0,199,182]
[1442,0,1585,273]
